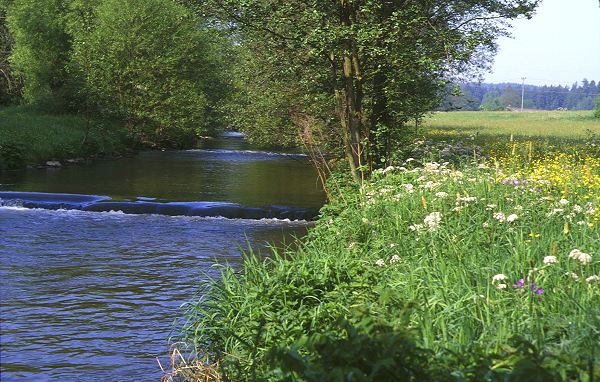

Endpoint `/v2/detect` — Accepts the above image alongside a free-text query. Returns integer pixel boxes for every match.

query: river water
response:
[0,136,325,381]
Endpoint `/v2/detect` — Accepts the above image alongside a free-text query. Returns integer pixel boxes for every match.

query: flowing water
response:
[0,136,325,381]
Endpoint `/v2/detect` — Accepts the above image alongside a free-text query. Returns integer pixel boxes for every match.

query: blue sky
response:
[484,0,600,86]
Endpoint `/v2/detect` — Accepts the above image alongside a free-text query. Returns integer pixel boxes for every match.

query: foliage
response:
[266,314,437,382]
[226,45,305,149]
[69,0,232,147]
[3,0,234,147]
[594,96,600,118]
[198,0,540,179]
[0,105,126,169]
[5,0,74,109]
[0,0,22,105]
[179,134,599,381]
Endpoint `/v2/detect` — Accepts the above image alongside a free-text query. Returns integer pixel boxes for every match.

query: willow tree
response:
[200,0,540,180]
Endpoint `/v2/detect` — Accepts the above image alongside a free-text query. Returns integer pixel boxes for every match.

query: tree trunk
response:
[339,0,365,182]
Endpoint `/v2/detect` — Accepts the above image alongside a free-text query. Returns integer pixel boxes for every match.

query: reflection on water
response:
[0,138,325,208]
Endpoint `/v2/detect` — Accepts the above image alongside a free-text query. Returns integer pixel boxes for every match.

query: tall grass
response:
[179,136,599,381]
[0,105,126,169]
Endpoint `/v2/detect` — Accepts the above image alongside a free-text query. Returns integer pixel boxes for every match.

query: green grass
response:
[424,111,600,139]
[178,139,600,381]
[0,105,127,169]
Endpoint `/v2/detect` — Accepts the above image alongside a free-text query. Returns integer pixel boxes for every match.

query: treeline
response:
[3,0,552,177]
[0,0,235,148]
[441,80,600,111]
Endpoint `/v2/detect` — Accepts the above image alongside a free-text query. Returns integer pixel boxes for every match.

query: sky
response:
[484,0,600,86]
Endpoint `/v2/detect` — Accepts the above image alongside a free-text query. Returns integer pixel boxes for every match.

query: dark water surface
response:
[0,137,325,381]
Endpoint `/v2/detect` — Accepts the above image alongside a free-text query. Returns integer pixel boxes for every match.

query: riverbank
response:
[174,135,599,381]
[0,105,128,170]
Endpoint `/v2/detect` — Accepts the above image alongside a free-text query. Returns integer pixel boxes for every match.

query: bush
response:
[0,141,26,170]
[71,0,230,146]
[6,0,73,108]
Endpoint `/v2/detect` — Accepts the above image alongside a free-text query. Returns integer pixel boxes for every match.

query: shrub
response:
[71,0,230,146]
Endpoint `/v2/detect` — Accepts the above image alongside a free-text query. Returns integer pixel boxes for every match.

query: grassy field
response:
[0,105,127,170]
[424,110,600,139]
[172,114,599,381]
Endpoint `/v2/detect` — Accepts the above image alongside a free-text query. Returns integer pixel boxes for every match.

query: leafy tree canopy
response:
[196,0,541,179]
[4,0,235,147]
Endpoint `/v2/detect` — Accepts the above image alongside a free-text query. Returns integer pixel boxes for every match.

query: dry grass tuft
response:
[158,344,222,382]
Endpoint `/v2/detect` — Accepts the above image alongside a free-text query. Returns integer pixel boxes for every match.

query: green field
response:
[424,111,600,139]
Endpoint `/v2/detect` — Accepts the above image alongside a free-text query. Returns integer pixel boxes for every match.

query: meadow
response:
[424,110,600,139]
[172,113,599,381]
[0,105,126,170]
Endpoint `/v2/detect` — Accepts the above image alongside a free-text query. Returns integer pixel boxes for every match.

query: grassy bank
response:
[0,105,128,170]
[172,122,599,380]
[424,110,600,139]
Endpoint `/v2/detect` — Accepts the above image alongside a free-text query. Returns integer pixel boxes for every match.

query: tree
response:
[6,0,73,108]
[0,0,22,104]
[500,87,521,109]
[70,0,233,146]
[480,89,504,111]
[594,96,600,118]
[200,0,540,180]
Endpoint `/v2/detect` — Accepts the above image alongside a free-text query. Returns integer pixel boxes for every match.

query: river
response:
[0,136,325,381]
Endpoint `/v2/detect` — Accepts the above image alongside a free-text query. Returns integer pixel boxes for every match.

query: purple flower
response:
[513,278,525,289]
[536,288,544,295]
[530,282,536,291]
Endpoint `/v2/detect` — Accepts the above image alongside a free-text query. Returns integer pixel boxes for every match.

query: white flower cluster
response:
[491,211,519,223]
[420,181,440,190]
[493,212,506,222]
[381,166,395,175]
[401,183,415,193]
[564,272,598,283]
[507,214,518,223]
[409,223,424,232]
[586,275,599,283]
[585,203,596,215]
[375,255,401,267]
[568,249,592,265]
[423,212,442,231]
[491,273,508,289]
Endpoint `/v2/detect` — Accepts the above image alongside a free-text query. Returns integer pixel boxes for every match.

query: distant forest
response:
[440,79,599,111]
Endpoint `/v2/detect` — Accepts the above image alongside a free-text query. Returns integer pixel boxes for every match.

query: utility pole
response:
[521,77,526,112]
